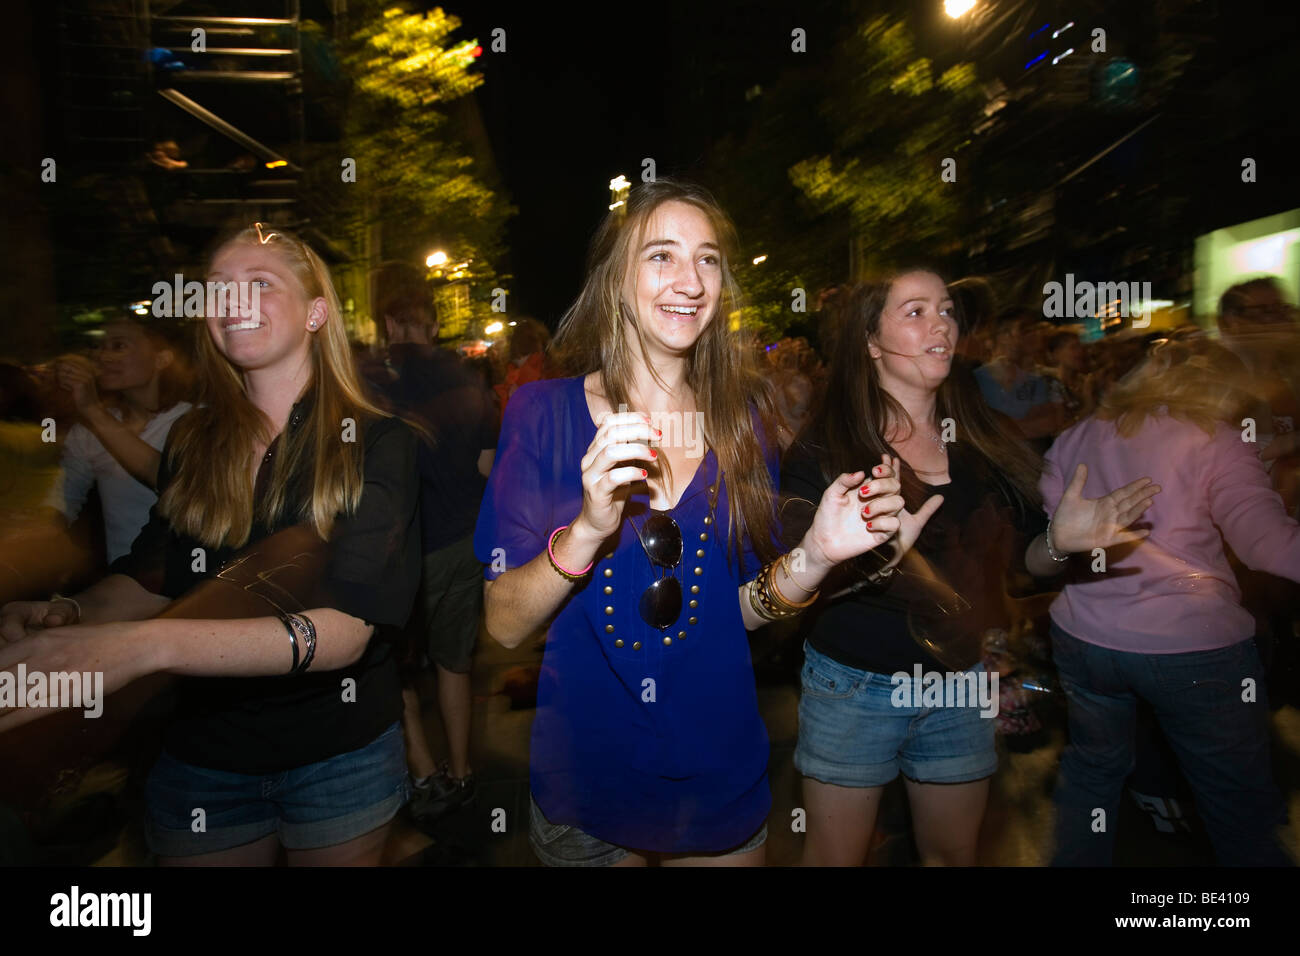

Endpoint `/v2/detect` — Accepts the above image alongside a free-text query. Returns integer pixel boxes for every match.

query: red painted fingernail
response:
[859,485,870,497]
[863,505,871,515]
[641,469,648,477]
[650,449,658,459]
[867,521,873,529]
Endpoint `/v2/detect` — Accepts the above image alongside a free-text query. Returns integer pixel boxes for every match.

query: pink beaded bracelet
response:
[547,525,593,581]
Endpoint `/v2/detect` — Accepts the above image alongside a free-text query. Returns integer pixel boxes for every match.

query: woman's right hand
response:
[574,412,659,539]
[0,600,78,644]
[53,355,101,416]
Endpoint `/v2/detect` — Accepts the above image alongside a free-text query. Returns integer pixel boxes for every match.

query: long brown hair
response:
[550,179,781,567]
[159,225,387,548]
[814,272,1043,517]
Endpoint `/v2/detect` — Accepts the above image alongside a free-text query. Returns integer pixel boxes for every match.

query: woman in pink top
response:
[1041,337,1299,865]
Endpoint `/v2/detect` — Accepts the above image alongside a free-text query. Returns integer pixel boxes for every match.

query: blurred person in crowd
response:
[44,316,193,564]
[948,276,996,368]
[782,270,1153,866]
[1042,337,1296,865]
[371,287,498,829]
[1040,328,1097,428]
[475,180,911,866]
[1216,277,1300,510]
[974,308,1065,448]
[493,317,553,421]
[768,338,816,452]
[0,224,419,866]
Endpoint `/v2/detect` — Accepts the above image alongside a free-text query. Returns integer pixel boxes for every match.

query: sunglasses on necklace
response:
[634,512,683,630]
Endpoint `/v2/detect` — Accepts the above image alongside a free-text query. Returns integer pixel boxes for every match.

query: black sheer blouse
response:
[110,389,420,773]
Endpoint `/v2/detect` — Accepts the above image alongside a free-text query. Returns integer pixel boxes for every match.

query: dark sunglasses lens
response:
[639,577,681,630]
[642,514,682,567]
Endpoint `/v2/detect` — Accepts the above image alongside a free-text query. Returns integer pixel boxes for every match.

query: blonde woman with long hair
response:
[1042,336,1299,865]
[0,224,420,866]
[475,179,912,866]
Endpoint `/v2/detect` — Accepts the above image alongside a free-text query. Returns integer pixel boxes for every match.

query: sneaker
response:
[409,765,476,829]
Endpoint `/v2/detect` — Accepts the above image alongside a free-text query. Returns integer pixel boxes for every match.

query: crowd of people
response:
[0,180,1297,867]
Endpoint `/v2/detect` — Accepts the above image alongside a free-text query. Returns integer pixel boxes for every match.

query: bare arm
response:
[483,515,604,648]
[81,405,163,489]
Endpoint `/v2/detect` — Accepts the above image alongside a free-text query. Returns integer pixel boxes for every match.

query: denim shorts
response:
[528,795,767,866]
[795,642,998,788]
[144,722,409,857]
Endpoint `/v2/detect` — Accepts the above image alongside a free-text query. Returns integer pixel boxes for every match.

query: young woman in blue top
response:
[474,180,920,866]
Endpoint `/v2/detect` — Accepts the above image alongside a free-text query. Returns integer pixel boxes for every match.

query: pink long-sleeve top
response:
[1040,411,1300,653]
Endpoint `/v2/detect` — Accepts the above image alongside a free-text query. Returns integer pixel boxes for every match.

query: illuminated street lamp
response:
[944,0,976,17]
[426,250,449,268]
[752,255,768,265]
[609,174,630,216]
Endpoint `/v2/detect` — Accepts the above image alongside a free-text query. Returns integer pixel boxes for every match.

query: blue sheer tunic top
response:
[473,375,779,853]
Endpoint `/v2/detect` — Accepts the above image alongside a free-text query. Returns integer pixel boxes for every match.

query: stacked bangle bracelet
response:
[547,525,593,581]
[279,611,318,676]
[748,555,819,622]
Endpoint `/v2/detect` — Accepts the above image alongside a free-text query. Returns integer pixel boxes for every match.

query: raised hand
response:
[574,411,658,539]
[803,454,906,568]
[54,355,100,416]
[1050,463,1161,553]
[885,454,945,565]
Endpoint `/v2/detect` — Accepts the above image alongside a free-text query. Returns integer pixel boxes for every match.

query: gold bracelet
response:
[753,562,810,619]
[780,551,818,594]
[768,562,818,609]
[747,579,778,622]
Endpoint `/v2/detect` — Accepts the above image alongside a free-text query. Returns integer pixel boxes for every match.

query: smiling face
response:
[868,271,958,397]
[620,200,722,359]
[205,240,326,374]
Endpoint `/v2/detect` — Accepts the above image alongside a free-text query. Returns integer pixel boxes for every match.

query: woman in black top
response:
[781,271,1157,865]
[0,224,419,865]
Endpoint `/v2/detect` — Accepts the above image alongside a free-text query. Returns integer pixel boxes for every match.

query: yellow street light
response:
[426,250,449,268]
[752,255,768,265]
[945,0,976,18]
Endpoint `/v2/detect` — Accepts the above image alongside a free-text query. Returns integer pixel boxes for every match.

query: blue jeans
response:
[1050,625,1292,866]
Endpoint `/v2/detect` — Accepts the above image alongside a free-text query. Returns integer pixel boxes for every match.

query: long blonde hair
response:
[551,179,781,568]
[159,225,386,548]
[1096,336,1252,438]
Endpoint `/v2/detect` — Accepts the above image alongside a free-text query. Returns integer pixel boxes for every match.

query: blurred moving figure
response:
[1040,328,1097,429]
[476,180,908,866]
[372,288,498,829]
[0,224,420,866]
[46,316,192,563]
[1216,277,1300,512]
[974,308,1065,447]
[781,270,1152,866]
[1042,338,1298,865]
[493,317,552,422]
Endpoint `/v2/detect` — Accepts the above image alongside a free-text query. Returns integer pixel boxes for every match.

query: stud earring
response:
[309,320,317,328]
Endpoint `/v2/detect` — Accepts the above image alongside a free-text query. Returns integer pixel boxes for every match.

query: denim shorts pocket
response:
[801,651,861,701]
[528,796,572,847]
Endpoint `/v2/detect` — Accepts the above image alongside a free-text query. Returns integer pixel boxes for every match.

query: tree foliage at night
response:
[306,2,512,297]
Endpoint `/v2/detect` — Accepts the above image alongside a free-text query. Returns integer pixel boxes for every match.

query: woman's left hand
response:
[803,454,907,569]
[0,622,158,732]
[1050,463,1161,553]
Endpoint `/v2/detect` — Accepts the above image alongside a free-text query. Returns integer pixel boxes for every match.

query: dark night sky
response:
[455,1,844,325]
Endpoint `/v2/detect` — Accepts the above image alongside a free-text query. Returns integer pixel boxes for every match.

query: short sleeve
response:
[107,426,179,596]
[474,382,551,581]
[46,424,96,521]
[1039,436,1067,520]
[317,416,421,627]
